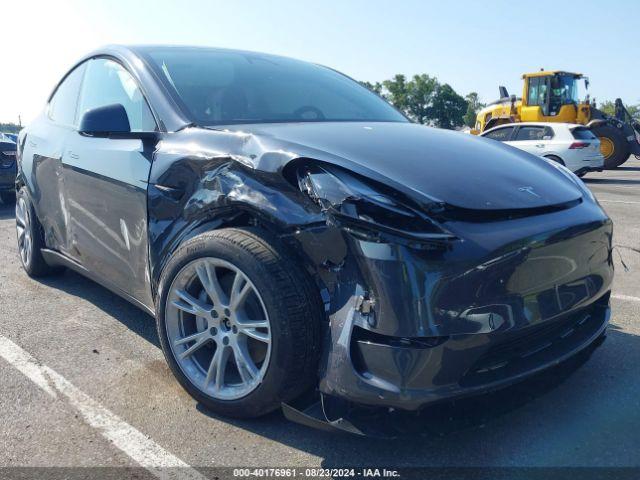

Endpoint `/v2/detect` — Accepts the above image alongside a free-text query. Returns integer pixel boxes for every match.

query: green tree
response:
[382,74,439,124]
[406,74,439,125]
[463,92,485,128]
[362,73,471,129]
[599,100,640,122]
[598,100,616,116]
[360,81,384,96]
[0,122,22,134]
[382,74,411,115]
[430,83,468,129]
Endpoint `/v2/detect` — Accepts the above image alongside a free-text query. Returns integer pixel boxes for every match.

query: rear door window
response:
[514,126,546,141]
[483,126,515,141]
[48,63,87,127]
[571,127,597,140]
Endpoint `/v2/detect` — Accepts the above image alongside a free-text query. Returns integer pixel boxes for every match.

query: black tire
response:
[591,124,630,169]
[544,155,565,166]
[1,191,16,204]
[16,187,63,277]
[156,227,322,418]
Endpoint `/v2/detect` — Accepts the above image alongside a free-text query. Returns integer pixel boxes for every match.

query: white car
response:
[481,122,604,176]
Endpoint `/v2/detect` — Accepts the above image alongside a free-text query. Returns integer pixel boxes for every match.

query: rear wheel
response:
[15,188,63,277]
[156,227,322,418]
[591,124,630,169]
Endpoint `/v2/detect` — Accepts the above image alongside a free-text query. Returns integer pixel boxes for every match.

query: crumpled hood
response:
[219,121,583,211]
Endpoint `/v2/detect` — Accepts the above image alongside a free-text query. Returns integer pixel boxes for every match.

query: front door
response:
[62,58,158,308]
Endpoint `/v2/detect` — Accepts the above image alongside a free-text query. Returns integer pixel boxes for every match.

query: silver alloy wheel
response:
[165,258,272,400]
[15,197,32,267]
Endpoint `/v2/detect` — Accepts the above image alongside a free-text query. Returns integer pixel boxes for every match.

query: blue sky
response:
[2,0,637,124]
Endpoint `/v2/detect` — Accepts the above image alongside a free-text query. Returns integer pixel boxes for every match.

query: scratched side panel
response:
[62,135,154,308]
[20,115,74,254]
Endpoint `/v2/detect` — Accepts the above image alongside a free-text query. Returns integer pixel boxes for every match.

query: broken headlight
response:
[297,164,455,244]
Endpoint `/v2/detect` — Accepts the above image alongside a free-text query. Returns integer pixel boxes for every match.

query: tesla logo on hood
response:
[518,186,541,198]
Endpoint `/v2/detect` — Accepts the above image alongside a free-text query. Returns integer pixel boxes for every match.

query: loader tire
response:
[591,124,630,169]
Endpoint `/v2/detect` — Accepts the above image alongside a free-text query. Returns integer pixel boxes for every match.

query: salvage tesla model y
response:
[15,46,613,433]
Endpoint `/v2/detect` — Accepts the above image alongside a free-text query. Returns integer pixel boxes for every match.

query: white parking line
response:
[613,294,640,303]
[598,199,640,205]
[0,335,207,480]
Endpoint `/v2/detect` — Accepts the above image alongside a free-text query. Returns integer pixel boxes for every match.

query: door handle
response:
[68,150,80,160]
[535,144,545,148]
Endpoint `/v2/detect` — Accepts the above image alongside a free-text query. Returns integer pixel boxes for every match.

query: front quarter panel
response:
[147,128,324,293]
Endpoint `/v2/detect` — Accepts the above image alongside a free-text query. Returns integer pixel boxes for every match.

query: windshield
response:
[550,74,579,105]
[142,48,407,126]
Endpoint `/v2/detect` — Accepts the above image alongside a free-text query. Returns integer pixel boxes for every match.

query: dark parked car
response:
[3,133,19,143]
[0,134,17,204]
[15,46,613,433]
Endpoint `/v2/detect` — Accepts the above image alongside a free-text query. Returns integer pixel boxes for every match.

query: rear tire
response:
[156,227,322,418]
[15,188,64,277]
[0,191,16,204]
[591,124,630,169]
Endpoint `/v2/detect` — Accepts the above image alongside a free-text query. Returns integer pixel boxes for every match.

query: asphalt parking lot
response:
[1,157,639,474]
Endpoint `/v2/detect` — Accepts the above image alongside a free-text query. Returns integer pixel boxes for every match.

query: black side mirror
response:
[79,104,131,137]
[79,104,157,140]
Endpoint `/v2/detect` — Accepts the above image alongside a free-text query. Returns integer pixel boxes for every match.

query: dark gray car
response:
[0,134,17,204]
[14,46,613,434]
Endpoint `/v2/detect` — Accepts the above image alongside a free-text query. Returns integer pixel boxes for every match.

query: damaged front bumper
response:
[286,198,613,433]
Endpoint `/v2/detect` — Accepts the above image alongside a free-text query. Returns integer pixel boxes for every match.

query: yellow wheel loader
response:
[473,71,640,168]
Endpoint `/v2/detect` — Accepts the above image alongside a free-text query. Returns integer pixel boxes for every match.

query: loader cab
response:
[521,72,585,122]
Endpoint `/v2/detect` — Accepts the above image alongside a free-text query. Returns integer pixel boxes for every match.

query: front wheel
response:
[156,227,322,418]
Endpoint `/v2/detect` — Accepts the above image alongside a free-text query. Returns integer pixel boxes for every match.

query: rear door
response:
[506,125,550,156]
[21,63,86,254]
[62,58,158,308]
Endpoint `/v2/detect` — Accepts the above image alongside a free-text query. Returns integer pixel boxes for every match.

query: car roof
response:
[89,44,301,66]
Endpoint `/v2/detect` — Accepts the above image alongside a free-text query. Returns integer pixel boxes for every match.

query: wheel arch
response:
[543,154,565,166]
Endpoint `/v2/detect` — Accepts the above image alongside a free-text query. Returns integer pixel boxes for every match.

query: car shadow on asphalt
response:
[37,268,159,348]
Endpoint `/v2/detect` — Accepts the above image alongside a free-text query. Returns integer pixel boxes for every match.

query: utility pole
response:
[18,115,22,127]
